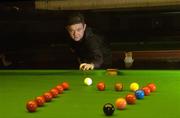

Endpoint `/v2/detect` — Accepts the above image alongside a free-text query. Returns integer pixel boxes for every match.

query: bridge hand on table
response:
[79,63,94,71]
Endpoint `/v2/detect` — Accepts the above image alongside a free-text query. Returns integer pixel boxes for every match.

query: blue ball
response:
[135,90,144,99]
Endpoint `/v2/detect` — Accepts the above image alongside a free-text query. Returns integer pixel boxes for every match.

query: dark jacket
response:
[68,27,112,68]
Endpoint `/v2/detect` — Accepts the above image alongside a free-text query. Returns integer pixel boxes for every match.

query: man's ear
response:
[83,24,86,30]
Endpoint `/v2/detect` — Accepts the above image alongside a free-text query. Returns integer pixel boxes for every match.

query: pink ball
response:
[115,98,127,110]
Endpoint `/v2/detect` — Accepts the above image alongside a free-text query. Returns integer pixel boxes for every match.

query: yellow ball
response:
[84,77,92,86]
[130,82,139,91]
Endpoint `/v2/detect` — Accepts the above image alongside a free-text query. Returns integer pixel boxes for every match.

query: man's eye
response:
[77,28,82,32]
[69,30,74,33]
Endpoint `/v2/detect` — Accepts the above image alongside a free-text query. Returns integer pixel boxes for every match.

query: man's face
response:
[66,23,86,42]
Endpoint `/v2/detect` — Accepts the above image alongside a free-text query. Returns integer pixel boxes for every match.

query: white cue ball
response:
[84,77,93,86]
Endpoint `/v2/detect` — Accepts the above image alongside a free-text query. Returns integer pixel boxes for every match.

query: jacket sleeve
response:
[86,35,104,68]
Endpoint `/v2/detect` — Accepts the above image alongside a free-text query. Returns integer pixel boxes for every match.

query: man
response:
[65,13,111,71]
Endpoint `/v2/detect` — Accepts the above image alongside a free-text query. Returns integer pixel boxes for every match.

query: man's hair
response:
[66,13,85,26]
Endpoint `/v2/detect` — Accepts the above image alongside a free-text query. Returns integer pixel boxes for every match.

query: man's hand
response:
[79,63,94,71]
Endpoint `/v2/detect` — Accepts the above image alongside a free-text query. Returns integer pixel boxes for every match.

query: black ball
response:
[103,103,115,116]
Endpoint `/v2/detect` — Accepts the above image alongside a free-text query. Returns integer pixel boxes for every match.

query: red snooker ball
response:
[97,82,105,91]
[61,82,69,90]
[26,100,38,112]
[114,82,123,91]
[147,83,156,92]
[43,92,53,102]
[142,86,151,96]
[50,88,59,98]
[56,85,64,94]
[35,96,45,107]
[125,94,136,104]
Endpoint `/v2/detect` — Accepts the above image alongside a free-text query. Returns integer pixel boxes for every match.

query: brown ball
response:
[115,83,123,91]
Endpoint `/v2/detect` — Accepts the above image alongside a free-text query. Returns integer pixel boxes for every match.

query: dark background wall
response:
[1,2,180,69]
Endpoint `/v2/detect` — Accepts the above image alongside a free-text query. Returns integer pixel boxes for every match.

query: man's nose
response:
[74,31,78,36]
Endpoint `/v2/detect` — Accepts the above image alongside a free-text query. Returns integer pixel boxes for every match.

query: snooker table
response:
[0,69,180,118]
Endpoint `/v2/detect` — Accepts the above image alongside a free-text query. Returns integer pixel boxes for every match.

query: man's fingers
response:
[80,63,94,71]
[79,63,86,70]
[83,65,91,71]
[82,64,94,71]
[90,64,94,70]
